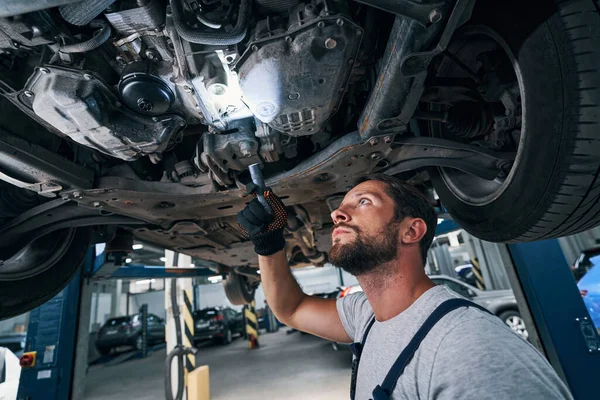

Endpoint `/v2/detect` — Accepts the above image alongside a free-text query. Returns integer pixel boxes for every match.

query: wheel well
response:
[494,305,519,317]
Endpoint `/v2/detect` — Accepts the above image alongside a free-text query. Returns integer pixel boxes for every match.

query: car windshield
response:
[194,309,217,319]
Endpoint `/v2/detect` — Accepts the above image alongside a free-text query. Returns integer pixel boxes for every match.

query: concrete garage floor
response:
[84,330,352,400]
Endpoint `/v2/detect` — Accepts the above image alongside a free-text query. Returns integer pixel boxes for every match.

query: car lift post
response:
[17,248,95,400]
[164,250,209,400]
[436,220,600,398]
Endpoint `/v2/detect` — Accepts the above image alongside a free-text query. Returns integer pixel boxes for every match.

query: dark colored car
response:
[193,307,244,345]
[95,313,165,355]
[3,0,600,322]
[0,332,27,358]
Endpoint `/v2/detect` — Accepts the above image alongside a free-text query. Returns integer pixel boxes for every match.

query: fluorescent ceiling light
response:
[125,258,132,263]
[135,279,155,285]
[132,244,143,250]
[160,257,167,262]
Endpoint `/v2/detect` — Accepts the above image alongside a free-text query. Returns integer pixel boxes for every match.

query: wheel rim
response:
[433,25,526,206]
[504,315,529,339]
[0,228,76,280]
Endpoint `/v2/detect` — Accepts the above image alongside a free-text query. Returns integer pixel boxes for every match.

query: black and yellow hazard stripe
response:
[244,300,260,349]
[183,288,196,373]
[471,258,486,290]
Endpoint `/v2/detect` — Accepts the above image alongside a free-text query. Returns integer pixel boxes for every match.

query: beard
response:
[329,221,400,276]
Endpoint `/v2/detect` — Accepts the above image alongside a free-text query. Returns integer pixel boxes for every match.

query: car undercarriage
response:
[1,0,600,316]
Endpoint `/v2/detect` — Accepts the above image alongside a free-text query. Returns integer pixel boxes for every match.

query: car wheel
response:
[135,335,143,351]
[0,226,92,319]
[222,328,233,345]
[429,0,600,242]
[223,272,255,305]
[499,310,529,340]
[97,346,111,356]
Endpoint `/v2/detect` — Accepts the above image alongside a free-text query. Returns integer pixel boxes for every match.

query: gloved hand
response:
[237,183,288,256]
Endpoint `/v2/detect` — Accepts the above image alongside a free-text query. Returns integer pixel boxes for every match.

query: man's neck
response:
[357,259,435,322]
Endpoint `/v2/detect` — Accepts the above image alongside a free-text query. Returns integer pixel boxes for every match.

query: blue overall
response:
[349,298,493,400]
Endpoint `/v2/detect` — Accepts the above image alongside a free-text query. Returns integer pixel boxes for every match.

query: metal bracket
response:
[352,0,446,27]
[0,128,93,197]
[400,0,475,77]
[373,0,476,134]
[385,137,514,180]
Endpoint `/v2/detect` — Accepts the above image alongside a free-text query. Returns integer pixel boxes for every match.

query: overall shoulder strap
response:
[349,314,376,358]
[372,298,491,400]
[350,315,376,400]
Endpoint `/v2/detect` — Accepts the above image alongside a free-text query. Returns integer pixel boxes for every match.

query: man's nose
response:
[331,207,350,224]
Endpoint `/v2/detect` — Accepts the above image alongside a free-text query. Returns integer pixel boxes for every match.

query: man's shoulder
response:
[430,306,539,358]
[336,291,374,341]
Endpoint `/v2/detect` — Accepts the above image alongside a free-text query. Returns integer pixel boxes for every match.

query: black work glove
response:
[237,183,288,256]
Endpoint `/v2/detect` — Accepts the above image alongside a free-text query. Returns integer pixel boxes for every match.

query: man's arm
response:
[259,250,351,343]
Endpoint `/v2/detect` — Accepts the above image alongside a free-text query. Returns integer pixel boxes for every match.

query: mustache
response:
[333,223,360,234]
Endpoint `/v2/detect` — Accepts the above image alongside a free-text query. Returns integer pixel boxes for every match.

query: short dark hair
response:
[358,174,437,265]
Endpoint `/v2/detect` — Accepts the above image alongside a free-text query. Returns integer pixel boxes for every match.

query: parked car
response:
[332,276,527,351]
[0,332,27,358]
[573,249,600,330]
[0,347,21,400]
[2,0,600,321]
[193,307,244,345]
[95,313,165,355]
[454,264,477,287]
[571,248,600,282]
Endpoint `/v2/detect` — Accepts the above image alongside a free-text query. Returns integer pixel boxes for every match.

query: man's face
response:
[328,181,401,276]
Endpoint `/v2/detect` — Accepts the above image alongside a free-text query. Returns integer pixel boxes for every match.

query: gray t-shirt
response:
[336,285,573,400]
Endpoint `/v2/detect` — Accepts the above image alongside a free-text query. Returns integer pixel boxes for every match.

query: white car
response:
[0,347,22,400]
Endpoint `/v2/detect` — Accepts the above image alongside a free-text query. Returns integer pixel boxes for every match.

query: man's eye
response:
[359,198,370,205]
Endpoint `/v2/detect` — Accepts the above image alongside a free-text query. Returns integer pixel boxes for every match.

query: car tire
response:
[0,227,92,319]
[429,0,600,242]
[221,328,233,345]
[223,272,255,305]
[498,310,529,340]
[97,346,111,356]
[135,335,143,351]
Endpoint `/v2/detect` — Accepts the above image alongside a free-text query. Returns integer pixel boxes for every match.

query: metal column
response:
[507,240,600,399]
[17,248,94,400]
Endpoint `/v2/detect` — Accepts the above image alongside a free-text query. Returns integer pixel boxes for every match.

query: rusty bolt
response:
[429,9,443,23]
[383,136,393,144]
[324,38,337,49]
[368,137,379,146]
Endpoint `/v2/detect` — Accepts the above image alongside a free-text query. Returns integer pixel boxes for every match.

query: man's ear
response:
[400,218,428,245]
